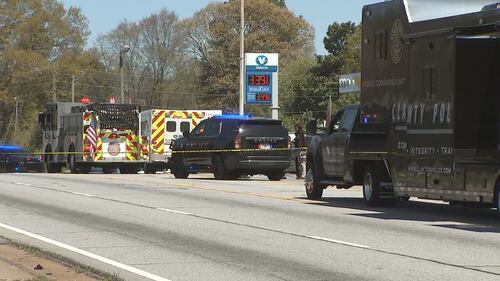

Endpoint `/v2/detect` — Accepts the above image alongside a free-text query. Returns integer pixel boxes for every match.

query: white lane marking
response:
[13,182,32,187]
[156,208,192,215]
[70,192,95,197]
[0,222,172,281]
[307,236,371,249]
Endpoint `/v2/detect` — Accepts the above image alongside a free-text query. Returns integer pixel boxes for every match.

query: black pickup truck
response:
[305,104,399,206]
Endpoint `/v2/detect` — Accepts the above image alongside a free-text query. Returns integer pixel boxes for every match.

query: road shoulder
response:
[0,237,120,281]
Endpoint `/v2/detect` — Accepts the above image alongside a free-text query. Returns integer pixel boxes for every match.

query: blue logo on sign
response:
[256,55,268,66]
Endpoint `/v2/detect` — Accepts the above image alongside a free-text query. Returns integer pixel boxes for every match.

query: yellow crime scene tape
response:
[4,147,308,156]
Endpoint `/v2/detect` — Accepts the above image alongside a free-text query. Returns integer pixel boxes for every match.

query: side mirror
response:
[183,131,190,139]
[306,120,317,135]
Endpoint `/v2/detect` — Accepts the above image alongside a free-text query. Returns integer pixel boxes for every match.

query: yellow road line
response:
[103,176,324,205]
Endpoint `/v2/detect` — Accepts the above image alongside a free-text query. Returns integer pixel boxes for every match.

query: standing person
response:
[294,124,306,179]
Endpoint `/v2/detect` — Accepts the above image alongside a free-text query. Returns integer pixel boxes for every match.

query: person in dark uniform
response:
[294,124,306,179]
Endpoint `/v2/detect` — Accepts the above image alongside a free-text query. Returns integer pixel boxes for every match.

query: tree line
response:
[0,0,360,148]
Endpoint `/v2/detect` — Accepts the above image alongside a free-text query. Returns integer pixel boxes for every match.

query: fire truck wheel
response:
[79,166,90,174]
[103,167,114,174]
[172,156,189,179]
[121,166,139,174]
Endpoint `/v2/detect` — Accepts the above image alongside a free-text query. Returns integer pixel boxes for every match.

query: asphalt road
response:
[0,172,499,281]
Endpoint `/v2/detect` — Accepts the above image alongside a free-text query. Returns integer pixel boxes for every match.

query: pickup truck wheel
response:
[267,170,285,181]
[172,156,189,179]
[213,155,231,180]
[305,167,323,199]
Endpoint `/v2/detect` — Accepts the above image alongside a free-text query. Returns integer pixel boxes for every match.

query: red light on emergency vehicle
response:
[80,96,91,104]
[84,144,92,152]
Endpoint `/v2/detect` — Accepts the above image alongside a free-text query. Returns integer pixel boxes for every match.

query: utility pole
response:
[52,67,57,102]
[14,97,19,139]
[71,75,75,102]
[239,0,245,115]
[326,95,332,127]
[120,45,130,104]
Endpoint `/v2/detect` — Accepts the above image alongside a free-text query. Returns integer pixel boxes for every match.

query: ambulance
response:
[140,109,222,173]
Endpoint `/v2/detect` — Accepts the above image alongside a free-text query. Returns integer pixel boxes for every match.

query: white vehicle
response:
[140,109,222,173]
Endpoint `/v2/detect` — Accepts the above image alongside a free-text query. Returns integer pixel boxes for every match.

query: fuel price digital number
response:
[248,74,270,86]
[255,93,271,101]
[245,71,273,105]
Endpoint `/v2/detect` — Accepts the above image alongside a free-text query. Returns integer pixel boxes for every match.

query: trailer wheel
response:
[363,168,384,206]
[172,155,189,179]
[363,167,396,206]
[305,159,324,199]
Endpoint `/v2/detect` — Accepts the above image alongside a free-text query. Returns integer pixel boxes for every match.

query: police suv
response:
[170,115,291,180]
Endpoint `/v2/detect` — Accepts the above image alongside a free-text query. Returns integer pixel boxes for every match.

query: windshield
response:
[404,0,495,22]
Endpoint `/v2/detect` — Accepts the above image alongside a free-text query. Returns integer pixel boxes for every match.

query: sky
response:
[61,0,381,55]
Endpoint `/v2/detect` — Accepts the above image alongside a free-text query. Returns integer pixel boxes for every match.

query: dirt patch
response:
[0,238,122,281]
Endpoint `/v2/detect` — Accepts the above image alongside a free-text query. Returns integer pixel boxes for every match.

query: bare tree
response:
[95,9,187,107]
[95,21,150,102]
[138,9,183,106]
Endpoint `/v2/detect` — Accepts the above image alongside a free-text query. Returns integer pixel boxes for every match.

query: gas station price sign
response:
[246,72,272,104]
[245,53,278,106]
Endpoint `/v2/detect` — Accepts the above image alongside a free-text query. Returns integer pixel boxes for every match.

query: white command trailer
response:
[140,109,222,173]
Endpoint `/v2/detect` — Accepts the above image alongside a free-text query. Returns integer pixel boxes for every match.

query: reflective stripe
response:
[95,129,103,160]
[396,186,493,198]
[151,111,166,154]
